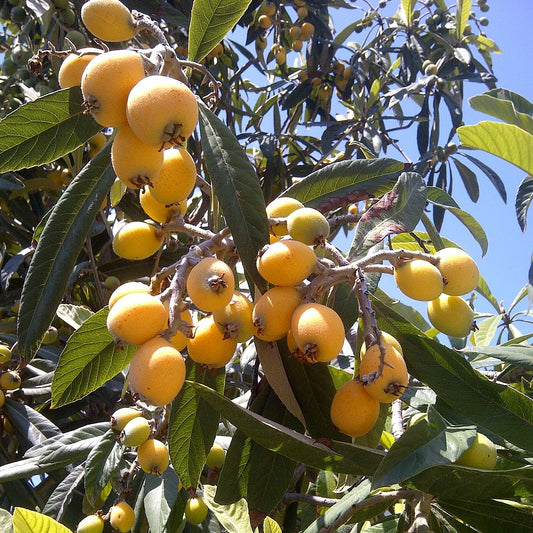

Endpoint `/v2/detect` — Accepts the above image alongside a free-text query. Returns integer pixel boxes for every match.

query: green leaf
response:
[468,89,533,135]
[349,172,427,258]
[461,345,533,370]
[401,0,416,25]
[426,186,488,255]
[372,415,476,489]
[17,145,114,360]
[371,297,533,452]
[188,0,252,62]
[0,509,13,533]
[13,508,71,533]
[42,464,85,521]
[472,314,501,346]
[438,498,533,532]
[188,381,385,476]
[0,88,101,173]
[281,158,404,209]
[168,360,225,489]
[56,304,94,330]
[198,103,269,289]
[452,158,479,202]
[144,467,181,533]
[203,485,253,533]
[51,308,136,408]
[516,175,533,231]
[455,0,472,39]
[458,121,533,176]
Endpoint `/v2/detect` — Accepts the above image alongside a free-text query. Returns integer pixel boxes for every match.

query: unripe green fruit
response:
[76,514,105,533]
[0,345,11,364]
[137,438,170,474]
[104,276,121,291]
[435,247,479,296]
[81,0,136,42]
[11,44,31,66]
[394,259,444,301]
[427,294,474,338]
[120,416,151,447]
[206,443,226,469]
[455,432,497,469]
[65,30,86,48]
[109,501,135,532]
[185,497,208,525]
[0,370,21,390]
[110,407,142,431]
[59,7,76,26]
[2,57,17,76]
[10,5,27,24]
[287,207,330,245]
[42,326,58,345]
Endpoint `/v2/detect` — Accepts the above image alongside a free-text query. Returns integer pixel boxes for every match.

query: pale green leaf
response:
[456,0,472,39]
[51,308,136,408]
[204,485,253,533]
[401,0,416,24]
[0,88,101,173]
[472,314,501,346]
[189,0,252,62]
[458,121,533,176]
[56,304,94,330]
[144,467,181,533]
[0,509,13,533]
[12,507,72,533]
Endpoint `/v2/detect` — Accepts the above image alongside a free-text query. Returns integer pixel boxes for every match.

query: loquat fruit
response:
[185,497,208,525]
[258,14,272,29]
[206,443,226,469]
[110,407,142,432]
[140,187,186,224]
[126,75,198,149]
[434,247,479,296]
[128,337,186,406]
[109,501,135,533]
[0,390,5,410]
[58,48,101,89]
[360,331,403,358]
[213,291,255,343]
[0,344,11,364]
[300,21,314,40]
[106,292,167,346]
[76,514,105,533]
[120,416,151,447]
[427,294,474,338]
[81,0,136,42]
[137,438,170,474]
[88,131,107,158]
[0,370,21,390]
[168,308,193,352]
[112,221,164,261]
[394,259,444,301]
[108,281,150,310]
[261,1,276,16]
[287,207,330,246]
[265,196,304,237]
[455,432,497,470]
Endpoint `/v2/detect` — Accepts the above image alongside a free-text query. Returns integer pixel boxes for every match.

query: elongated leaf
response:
[349,172,427,258]
[18,145,114,360]
[0,509,13,533]
[281,158,404,210]
[42,464,85,520]
[168,360,225,489]
[455,0,472,38]
[56,304,94,330]
[188,381,385,476]
[426,186,488,254]
[458,121,533,176]
[12,507,71,533]
[461,345,533,369]
[452,158,479,202]
[144,467,181,533]
[401,0,416,24]
[198,103,269,289]
[0,88,101,173]
[459,152,507,202]
[438,498,533,533]
[188,0,252,62]
[468,89,533,135]
[371,297,533,451]
[203,485,253,533]
[51,308,136,408]
[372,415,476,489]
[516,175,533,231]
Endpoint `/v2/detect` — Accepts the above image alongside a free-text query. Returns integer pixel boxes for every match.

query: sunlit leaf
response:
[0,88,100,173]
[461,345,533,370]
[56,304,94,330]
[51,308,136,408]
[456,0,472,39]
[12,507,71,533]
[144,467,181,533]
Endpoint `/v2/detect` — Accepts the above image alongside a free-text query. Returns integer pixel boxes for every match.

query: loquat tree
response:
[0,0,532,532]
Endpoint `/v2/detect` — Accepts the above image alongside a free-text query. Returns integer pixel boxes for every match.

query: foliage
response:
[0,0,532,532]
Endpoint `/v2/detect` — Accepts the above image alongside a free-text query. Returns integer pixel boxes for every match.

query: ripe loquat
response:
[360,331,403,358]
[435,247,479,296]
[359,343,408,403]
[58,48,101,89]
[330,379,380,437]
[187,315,237,368]
[81,50,145,127]
[109,501,135,533]
[128,337,186,406]
[261,1,276,16]
[252,286,302,342]
[76,514,105,533]
[88,132,106,158]
[427,294,474,338]
[455,432,497,470]
[150,147,197,206]
[126,75,198,149]
[265,196,304,237]
[107,292,167,346]
[81,0,136,42]
[120,416,151,447]
[287,207,330,246]
[186,257,235,312]
[108,281,150,310]
[213,291,255,343]
[256,239,316,286]
[394,259,443,301]
[140,187,186,224]
[112,221,164,261]
[168,307,193,351]
[258,14,272,29]
[111,124,164,189]
[300,21,314,40]
[0,344,11,364]
[291,303,345,363]
[137,438,170,474]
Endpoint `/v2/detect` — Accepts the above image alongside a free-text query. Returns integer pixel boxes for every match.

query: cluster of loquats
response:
[394,247,479,338]
[57,0,198,263]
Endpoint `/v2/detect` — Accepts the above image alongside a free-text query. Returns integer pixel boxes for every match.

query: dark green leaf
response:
[42,464,85,520]
[459,152,507,202]
[198,103,269,289]
[460,345,533,370]
[452,158,479,202]
[188,0,252,62]
[51,308,136,408]
[417,94,430,156]
[371,297,533,452]
[144,467,181,533]
[18,145,114,360]
[349,172,427,258]
[516,175,533,231]
[281,158,404,210]
[188,381,385,476]
[0,88,101,173]
[168,360,225,489]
